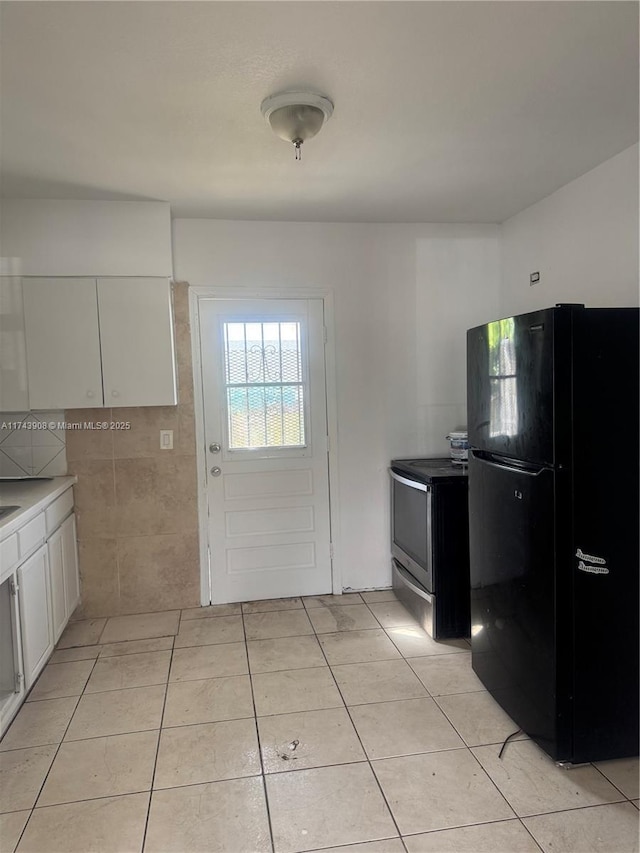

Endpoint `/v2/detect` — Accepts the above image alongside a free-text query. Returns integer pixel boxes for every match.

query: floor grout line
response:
[518,816,547,853]
[241,610,276,853]
[9,653,103,850]
[313,614,407,849]
[139,637,173,853]
[13,775,631,820]
[590,761,636,802]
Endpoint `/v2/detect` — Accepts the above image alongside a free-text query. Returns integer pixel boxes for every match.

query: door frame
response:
[189,285,342,605]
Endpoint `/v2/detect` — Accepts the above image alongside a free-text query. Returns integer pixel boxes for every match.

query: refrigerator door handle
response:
[470,450,548,477]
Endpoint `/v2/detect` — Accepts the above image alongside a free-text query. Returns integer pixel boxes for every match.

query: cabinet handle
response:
[111,390,119,398]
[86,390,94,398]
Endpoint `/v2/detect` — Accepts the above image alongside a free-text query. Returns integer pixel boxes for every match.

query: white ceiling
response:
[0,1,637,223]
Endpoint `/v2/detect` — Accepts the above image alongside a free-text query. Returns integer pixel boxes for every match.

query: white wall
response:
[0,200,172,277]
[500,144,639,315]
[173,220,500,590]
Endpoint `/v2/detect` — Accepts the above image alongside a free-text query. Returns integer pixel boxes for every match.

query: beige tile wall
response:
[65,282,201,617]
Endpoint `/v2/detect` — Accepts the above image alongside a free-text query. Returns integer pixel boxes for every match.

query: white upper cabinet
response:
[98,278,177,407]
[23,278,103,410]
[0,276,30,412]
[23,277,177,409]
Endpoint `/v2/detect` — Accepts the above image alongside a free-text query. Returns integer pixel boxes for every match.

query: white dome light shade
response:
[261,92,333,159]
[268,104,325,143]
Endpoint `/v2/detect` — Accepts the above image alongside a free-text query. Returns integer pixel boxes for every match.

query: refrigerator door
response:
[570,308,640,762]
[467,308,565,465]
[469,450,561,759]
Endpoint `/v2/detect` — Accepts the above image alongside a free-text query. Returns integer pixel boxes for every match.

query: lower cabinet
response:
[0,492,81,736]
[18,544,53,690]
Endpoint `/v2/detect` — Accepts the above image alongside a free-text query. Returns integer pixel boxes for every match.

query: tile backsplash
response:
[0,410,68,476]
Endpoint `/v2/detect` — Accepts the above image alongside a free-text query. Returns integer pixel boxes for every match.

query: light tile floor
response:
[1,590,638,853]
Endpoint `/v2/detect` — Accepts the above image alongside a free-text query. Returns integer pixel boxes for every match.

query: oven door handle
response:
[389,469,429,492]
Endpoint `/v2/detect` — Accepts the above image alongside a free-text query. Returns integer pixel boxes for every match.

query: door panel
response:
[227,543,316,574]
[199,298,332,603]
[225,507,314,537]
[469,452,557,755]
[223,468,313,500]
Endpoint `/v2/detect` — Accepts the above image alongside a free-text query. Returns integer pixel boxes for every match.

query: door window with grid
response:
[223,321,307,451]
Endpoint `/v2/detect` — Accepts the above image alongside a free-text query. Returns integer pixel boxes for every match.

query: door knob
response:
[210,466,222,477]
[209,443,221,454]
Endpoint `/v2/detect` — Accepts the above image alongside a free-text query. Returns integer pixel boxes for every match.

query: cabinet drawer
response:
[17,514,46,560]
[45,489,74,535]
[0,532,19,576]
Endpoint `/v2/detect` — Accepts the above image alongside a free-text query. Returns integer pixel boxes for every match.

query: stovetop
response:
[390,457,468,483]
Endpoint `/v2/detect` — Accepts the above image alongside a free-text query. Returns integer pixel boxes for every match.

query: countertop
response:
[0,476,76,540]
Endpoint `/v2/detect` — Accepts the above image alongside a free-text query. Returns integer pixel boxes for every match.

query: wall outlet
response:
[530,271,540,285]
[160,429,173,450]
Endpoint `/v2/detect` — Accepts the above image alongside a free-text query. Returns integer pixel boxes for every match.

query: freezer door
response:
[469,451,559,758]
[467,308,561,465]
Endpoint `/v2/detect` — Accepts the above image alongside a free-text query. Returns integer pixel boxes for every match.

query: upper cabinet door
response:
[0,276,30,412]
[97,277,177,407]
[23,278,103,409]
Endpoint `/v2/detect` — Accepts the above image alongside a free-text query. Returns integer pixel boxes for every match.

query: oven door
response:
[390,468,433,593]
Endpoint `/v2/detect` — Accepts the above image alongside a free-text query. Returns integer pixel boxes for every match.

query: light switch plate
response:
[160,429,173,450]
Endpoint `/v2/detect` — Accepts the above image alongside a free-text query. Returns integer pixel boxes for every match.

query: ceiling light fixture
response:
[260,91,334,161]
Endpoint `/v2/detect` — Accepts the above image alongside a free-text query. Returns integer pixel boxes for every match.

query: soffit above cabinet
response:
[0,200,172,277]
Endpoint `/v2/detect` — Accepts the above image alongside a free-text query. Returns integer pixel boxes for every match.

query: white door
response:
[199,298,332,603]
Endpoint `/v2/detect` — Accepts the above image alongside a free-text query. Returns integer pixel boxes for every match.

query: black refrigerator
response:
[467,304,639,765]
